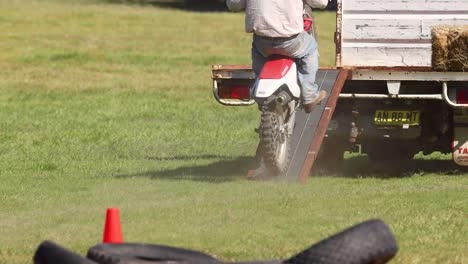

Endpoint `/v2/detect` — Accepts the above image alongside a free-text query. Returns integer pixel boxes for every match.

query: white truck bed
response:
[336,0,468,68]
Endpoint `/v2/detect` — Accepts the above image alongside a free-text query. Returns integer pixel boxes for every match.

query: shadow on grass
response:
[145,154,234,161]
[313,155,468,179]
[117,155,253,182]
[118,155,467,183]
[105,0,228,12]
[104,0,337,12]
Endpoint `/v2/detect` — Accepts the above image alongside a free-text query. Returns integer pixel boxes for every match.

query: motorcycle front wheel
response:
[259,102,294,176]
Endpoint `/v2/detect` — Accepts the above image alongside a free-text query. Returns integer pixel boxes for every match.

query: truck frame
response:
[212,0,468,171]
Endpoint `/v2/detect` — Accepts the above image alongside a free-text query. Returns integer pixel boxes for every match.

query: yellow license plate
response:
[374,110,420,125]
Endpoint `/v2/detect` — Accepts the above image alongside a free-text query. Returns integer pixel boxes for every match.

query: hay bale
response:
[432,25,468,72]
[447,28,468,72]
[432,25,451,71]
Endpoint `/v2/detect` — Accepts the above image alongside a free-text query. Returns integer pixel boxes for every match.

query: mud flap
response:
[452,126,468,166]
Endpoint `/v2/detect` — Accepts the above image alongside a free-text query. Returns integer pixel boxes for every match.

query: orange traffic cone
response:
[102,208,123,243]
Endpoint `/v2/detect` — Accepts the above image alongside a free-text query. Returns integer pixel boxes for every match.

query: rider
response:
[226,0,329,113]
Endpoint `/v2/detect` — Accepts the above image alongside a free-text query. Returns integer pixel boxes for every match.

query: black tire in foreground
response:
[34,240,98,264]
[284,219,398,264]
[85,219,397,264]
[87,243,223,264]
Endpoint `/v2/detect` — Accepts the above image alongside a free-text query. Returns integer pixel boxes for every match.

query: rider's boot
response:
[304,90,327,113]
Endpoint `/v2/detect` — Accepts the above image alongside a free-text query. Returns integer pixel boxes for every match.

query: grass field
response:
[0,1,467,263]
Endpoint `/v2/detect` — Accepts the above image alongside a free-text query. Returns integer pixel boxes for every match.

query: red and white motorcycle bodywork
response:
[253,57,301,100]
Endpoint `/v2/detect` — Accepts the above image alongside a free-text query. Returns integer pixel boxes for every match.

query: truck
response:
[212,0,468,175]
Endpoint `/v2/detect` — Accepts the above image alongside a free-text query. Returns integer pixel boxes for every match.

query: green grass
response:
[0,1,467,263]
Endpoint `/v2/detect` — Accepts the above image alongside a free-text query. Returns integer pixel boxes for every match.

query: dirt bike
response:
[211,17,316,177]
[252,55,301,176]
[252,17,315,176]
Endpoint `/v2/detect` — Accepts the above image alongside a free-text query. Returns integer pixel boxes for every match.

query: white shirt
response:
[227,0,328,38]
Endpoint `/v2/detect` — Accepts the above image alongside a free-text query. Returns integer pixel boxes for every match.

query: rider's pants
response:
[252,31,319,105]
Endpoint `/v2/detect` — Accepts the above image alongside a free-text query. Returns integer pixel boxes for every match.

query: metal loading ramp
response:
[287,69,350,182]
[251,69,351,183]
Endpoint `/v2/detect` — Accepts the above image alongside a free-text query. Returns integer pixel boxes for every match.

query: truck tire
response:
[367,146,414,163]
[34,240,98,264]
[314,139,346,174]
[86,243,222,264]
[285,219,398,264]
[259,104,292,176]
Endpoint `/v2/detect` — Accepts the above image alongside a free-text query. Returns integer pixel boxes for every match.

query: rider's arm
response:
[226,0,246,12]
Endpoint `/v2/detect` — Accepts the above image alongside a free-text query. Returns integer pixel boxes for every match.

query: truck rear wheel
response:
[315,140,346,174]
[367,143,415,163]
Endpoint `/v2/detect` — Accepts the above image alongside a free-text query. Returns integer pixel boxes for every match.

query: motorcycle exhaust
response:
[275,91,292,106]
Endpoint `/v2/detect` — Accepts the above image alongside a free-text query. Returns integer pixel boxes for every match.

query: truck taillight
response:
[457,88,468,104]
[218,85,250,100]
